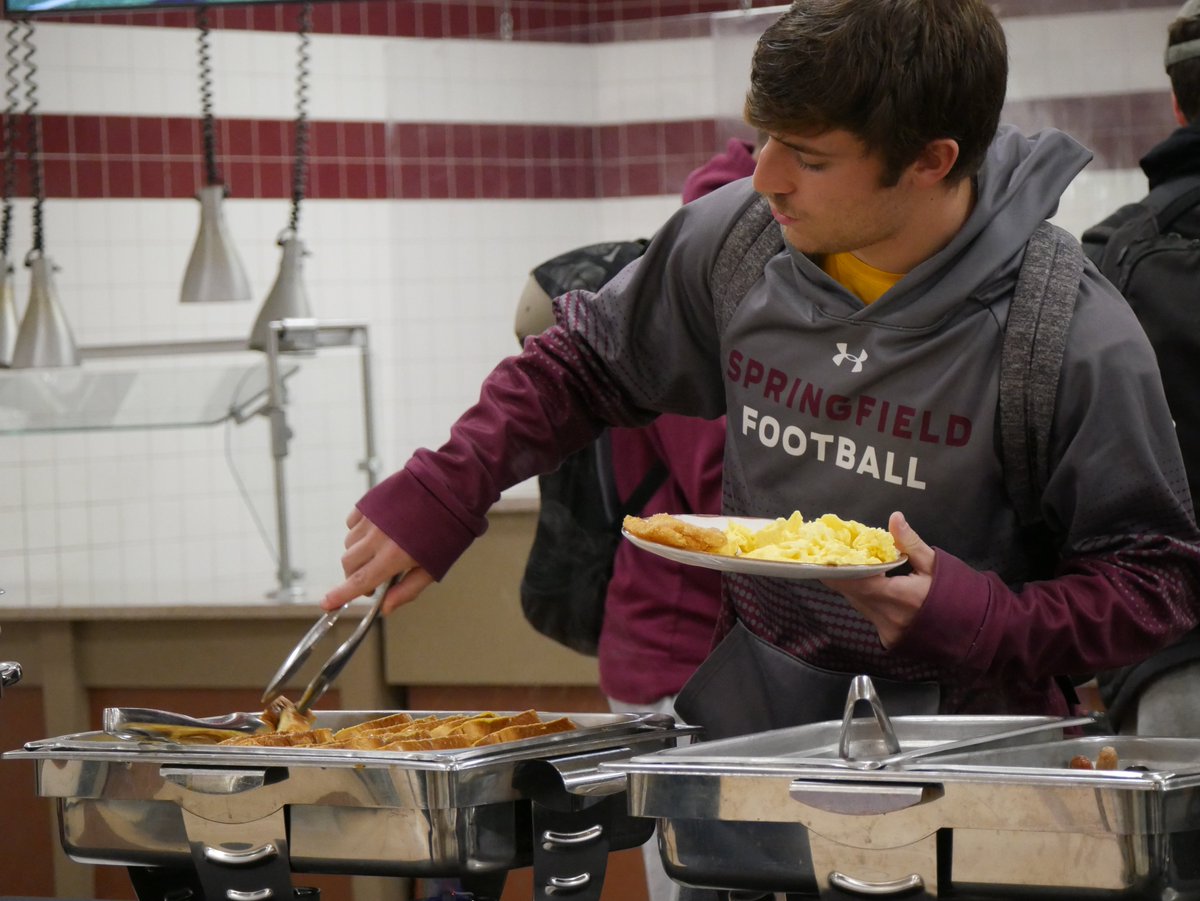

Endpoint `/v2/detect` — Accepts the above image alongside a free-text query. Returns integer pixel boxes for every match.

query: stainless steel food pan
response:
[5,708,690,893]
[609,690,1200,899]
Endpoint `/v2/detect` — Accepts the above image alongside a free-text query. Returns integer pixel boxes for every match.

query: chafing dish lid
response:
[610,719,1200,786]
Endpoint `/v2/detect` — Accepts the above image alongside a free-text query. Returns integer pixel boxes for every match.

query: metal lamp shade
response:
[0,259,17,367]
[11,254,79,369]
[249,235,312,351]
[180,184,252,304]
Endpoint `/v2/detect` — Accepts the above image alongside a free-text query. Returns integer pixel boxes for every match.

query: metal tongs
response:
[261,573,399,714]
[103,707,266,742]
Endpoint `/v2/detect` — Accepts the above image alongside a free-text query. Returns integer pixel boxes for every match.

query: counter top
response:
[0,507,597,689]
[0,604,364,622]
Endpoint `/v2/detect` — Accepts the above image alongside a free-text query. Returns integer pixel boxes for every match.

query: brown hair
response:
[1168,15,1200,122]
[744,0,1008,185]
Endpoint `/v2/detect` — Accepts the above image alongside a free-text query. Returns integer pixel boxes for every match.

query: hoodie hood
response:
[1141,122,1200,187]
[812,125,1092,327]
[683,137,758,204]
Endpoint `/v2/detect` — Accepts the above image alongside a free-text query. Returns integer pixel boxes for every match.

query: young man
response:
[325,0,1200,725]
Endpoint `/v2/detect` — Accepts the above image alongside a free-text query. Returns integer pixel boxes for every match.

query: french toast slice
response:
[220,728,334,747]
[332,712,417,741]
[214,709,579,752]
[472,716,577,746]
[379,734,475,752]
[456,709,539,742]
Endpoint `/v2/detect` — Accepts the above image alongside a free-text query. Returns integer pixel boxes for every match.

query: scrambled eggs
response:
[718,511,898,565]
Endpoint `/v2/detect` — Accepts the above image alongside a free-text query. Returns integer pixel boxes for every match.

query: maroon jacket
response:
[601,416,724,703]
[600,140,757,703]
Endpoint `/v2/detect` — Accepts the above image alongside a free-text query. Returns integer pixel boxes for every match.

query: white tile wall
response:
[0,5,1179,609]
[1006,9,1178,102]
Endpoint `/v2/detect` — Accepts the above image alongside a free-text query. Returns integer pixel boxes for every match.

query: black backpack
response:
[1084,175,1200,503]
[519,205,781,655]
[521,431,668,655]
[1082,176,1200,729]
[519,239,662,655]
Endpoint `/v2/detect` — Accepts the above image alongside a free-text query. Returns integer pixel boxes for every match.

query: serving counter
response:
[0,511,638,901]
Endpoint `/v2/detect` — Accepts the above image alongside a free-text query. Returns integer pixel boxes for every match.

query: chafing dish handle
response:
[227,889,275,901]
[789,780,939,816]
[523,747,637,798]
[829,871,924,896]
[839,675,901,761]
[542,824,603,849]
[162,767,276,795]
[545,873,591,894]
[205,844,279,866]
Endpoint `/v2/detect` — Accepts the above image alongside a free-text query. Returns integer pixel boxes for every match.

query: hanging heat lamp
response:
[11,19,77,370]
[180,6,251,305]
[249,1,313,351]
[0,23,20,368]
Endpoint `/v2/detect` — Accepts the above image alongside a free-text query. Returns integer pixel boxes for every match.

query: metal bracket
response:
[263,318,379,602]
[530,797,615,901]
[181,807,295,901]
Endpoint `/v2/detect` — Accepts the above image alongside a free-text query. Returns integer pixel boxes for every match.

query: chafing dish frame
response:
[610,711,1200,900]
[6,708,693,901]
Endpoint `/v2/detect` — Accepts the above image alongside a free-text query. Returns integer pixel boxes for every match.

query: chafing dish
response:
[609,677,1200,899]
[5,708,693,901]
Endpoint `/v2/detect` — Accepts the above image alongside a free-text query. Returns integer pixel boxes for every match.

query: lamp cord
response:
[21,18,42,256]
[197,6,221,187]
[1,21,22,261]
[499,0,513,40]
[287,1,311,236]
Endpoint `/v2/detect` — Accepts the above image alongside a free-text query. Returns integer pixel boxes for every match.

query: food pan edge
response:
[5,709,685,771]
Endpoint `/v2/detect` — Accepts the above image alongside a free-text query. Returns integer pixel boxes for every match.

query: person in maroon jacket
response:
[511,140,756,901]
[605,138,757,720]
[512,137,759,722]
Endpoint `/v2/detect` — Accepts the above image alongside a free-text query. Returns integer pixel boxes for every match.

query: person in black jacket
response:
[1084,0,1200,737]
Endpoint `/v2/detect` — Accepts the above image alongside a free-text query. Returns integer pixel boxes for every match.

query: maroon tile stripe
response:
[9,113,719,200]
[0,0,1159,38]
[0,0,785,39]
[0,93,1172,203]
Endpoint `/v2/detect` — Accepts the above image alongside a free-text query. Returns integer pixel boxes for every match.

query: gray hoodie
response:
[362,126,1200,715]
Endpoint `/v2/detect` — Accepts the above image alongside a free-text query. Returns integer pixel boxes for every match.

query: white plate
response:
[621,514,907,581]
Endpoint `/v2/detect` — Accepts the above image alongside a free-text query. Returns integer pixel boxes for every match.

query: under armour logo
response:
[832,343,868,373]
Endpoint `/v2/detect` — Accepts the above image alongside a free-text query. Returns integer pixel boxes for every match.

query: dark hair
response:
[1168,16,1200,122]
[744,0,1008,185]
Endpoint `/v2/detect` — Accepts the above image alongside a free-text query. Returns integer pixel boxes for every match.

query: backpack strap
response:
[617,460,669,523]
[713,195,785,335]
[998,221,1085,527]
[1141,173,1200,231]
[593,428,669,526]
[1083,175,1200,268]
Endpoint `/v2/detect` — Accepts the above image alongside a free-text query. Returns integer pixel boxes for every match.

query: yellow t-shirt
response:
[822,251,903,304]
